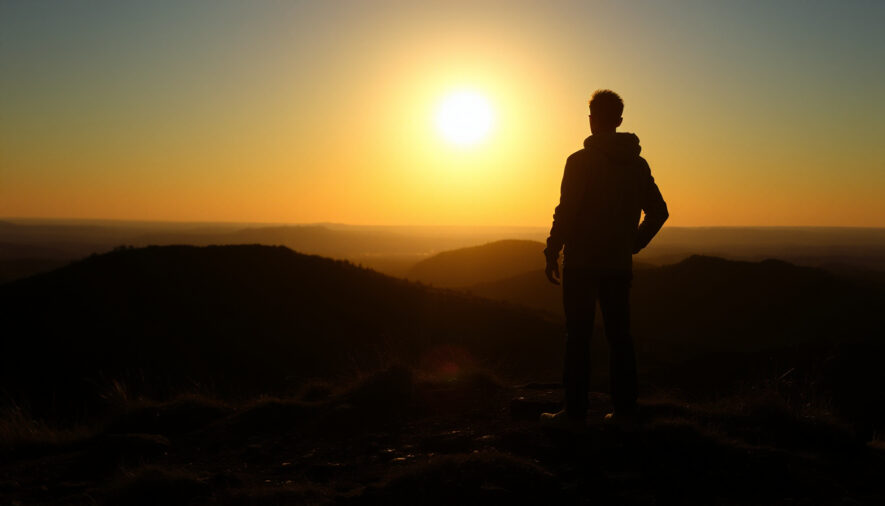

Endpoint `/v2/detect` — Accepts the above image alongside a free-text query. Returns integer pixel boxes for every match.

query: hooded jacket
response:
[545,132,668,272]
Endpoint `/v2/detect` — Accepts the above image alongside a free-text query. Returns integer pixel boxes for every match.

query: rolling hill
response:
[466,255,885,433]
[408,239,660,289]
[468,255,885,350]
[0,222,544,281]
[406,240,546,287]
[0,245,563,418]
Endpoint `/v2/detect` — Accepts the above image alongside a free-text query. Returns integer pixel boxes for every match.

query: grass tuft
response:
[361,450,558,505]
[102,466,210,506]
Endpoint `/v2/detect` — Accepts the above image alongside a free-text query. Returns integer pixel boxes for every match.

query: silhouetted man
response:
[541,90,668,430]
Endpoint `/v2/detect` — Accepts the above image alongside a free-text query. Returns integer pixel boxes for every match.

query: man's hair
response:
[589,89,624,125]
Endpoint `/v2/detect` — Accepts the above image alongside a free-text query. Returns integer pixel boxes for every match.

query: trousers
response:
[562,267,637,418]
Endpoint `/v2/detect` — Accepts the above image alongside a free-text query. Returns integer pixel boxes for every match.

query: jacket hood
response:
[583,132,641,159]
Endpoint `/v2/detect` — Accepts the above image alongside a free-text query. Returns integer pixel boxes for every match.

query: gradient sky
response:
[2,1,884,226]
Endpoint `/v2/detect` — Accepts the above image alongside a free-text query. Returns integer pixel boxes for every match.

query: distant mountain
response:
[638,226,885,271]
[132,226,446,258]
[631,255,884,350]
[0,242,73,283]
[465,255,885,430]
[407,240,546,288]
[4,222,885,283]
[467,269,562,315]
[406,239,662,289]
[0,245,562,416]
[468,254,885,352]
[0,223,542,281]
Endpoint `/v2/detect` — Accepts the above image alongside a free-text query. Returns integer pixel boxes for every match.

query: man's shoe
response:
[603,409,639,428]
[539,410,586,433]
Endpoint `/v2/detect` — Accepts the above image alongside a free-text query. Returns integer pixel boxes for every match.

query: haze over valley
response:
[3,219,884,283]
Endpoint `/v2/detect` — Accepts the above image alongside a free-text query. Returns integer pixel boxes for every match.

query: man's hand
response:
[545,258,561,285]
[632,236,643,255]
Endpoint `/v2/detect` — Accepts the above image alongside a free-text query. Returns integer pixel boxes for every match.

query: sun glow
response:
[435,90,494,146]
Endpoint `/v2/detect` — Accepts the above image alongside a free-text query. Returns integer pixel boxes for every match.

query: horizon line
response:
[2,217,885,231]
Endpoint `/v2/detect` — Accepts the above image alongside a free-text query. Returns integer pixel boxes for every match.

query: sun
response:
[435,90,494,146]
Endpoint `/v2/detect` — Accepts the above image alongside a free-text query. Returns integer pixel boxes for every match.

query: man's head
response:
[588,89,623,134]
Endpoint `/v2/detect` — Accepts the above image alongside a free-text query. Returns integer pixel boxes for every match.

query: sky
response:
[2,0,884,227]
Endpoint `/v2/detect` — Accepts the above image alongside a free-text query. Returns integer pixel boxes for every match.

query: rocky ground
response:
[2,368,884,505]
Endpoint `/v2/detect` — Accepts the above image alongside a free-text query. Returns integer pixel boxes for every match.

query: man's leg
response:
[598,274,637,414]
[561,267,597,419]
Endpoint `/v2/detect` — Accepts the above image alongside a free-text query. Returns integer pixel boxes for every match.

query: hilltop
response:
[466,255,885,433]
[0,222,545,282]
[407,240,546,287]
[0,245,562,419]
[468,254,885,348]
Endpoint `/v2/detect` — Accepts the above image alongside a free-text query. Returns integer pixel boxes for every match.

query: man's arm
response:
[633,159,668,254]
[545,154,586,283]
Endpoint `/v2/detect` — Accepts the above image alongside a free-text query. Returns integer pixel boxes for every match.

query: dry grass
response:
[102,466,210,506]
[0,404,92,453]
